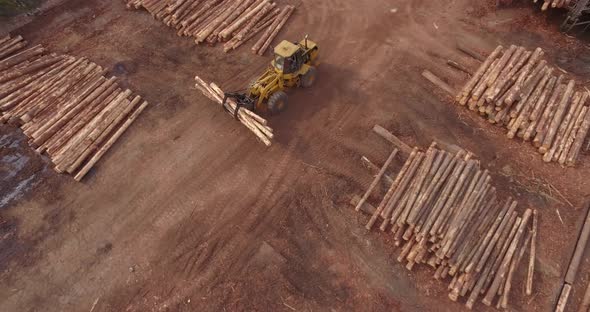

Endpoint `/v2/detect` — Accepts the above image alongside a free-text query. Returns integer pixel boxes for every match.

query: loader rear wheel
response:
[268,91,288,114]
[300,67,316,88]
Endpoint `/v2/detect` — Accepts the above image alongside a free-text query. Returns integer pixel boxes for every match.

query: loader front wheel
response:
[268,91,288,114]
[300,67,316,88]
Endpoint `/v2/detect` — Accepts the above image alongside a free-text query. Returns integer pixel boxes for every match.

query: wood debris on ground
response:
[533,0,575,11]
[455,44,589,167]
[123,0,295,55]
[351,125,537,310]
[0,34,149,181]
[194,76,273,146]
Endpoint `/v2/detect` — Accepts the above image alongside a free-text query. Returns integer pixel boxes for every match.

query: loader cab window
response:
[274,55,285,72]
[275,55,295,73]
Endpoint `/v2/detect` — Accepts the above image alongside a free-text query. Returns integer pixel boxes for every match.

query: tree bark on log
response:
[482,209,532,306]
[555,284,572,312]
[234,2,275,41]
[45,85,120,155]
[256,5,294,55]
[540,80,576,154]
[194,0,242,43]
[526,209,538,296]
[457,46,503,105]
[534,81,565,147]
[372,124,413,156]
[354,148,399,212]
[381,152,425,230]
[551,92,587,162]
[367,149,417,230]
[504,48,543,106]
[30,77,116,147]
[422,70,456,96]
[500,228,532,308]
[561,106,588,165]
[457,43,486,62]
[74,100,148,181]
[219,0,268,39]
[566,110,590,166]
[485,46,525,102]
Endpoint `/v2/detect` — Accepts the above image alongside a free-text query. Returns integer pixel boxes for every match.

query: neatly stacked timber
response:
[0,35,149,181]
[455,44,589,166]
[124,0,295,55]
[352,130,536,310]
[194,75,273,146]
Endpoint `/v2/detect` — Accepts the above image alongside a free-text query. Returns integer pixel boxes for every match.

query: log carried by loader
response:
[223,36,319,115]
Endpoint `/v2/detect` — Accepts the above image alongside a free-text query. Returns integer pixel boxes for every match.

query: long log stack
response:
[0,35,149,181]
[123,0,295,55]
[194,75,273,146]
[456,44,589,167]
[353,129,536,310]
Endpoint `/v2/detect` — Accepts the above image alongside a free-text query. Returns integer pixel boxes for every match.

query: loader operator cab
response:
[273,40,306,74]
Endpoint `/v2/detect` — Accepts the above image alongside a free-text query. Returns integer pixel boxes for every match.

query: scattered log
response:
[354,148,399,212]
[566,108,590,166]
[350,194,377,215]
[372,124,413,156]
[555,284,572,312]
[422,70,456,96]
[456,42,486,62]
[360,156,394,185]
[579,277,590,312]
[447,60,472,75]
[526,209,538,296]
[564,201,590,285]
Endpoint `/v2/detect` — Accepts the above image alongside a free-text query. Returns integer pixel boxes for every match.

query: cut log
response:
[372,124,413,156]
[457,46,503,105]
[555,284,572,312]
[422,70,455,96]
[540,79,575,154]
[354,148,399,212]
[553,92,587,162]
[566,110,590,166]
[256,5,294,55]
[526,209,538,296]
[219,0,269,39]
[447,60,472,75]
[366,149,417,230]
[350,194,376,215]
[456,42,486,62]
[74,100,148,181]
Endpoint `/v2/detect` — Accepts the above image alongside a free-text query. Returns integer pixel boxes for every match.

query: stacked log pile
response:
[0,35,149,181]
[194,75,273,146]
[456,45,589,166]
[123,0,295,55]
[353,133,537,310]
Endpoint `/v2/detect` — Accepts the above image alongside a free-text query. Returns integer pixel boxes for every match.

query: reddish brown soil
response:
[0,0,589,311]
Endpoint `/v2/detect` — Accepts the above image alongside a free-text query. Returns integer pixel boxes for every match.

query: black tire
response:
[300,67,317,88]
[267,91,288,114]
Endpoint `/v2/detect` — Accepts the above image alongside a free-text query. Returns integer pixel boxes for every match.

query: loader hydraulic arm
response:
[222,92,255,119]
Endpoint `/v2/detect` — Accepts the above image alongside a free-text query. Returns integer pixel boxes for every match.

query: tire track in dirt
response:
[117,139,304,311]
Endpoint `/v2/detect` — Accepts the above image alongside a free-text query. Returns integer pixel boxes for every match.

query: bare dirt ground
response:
[0,0,590,311]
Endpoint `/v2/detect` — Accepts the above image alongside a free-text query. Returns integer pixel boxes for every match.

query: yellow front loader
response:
[223,36,319,114]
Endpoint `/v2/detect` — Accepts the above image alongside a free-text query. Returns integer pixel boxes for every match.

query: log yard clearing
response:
[1,1,590,311]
